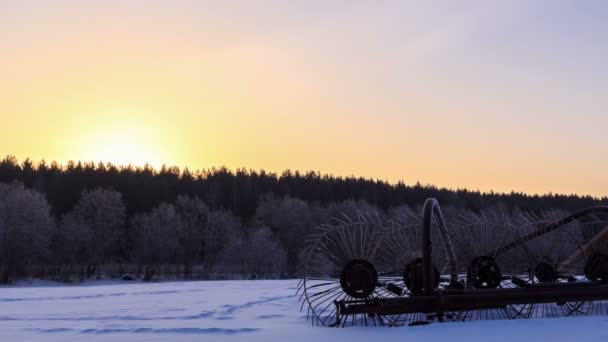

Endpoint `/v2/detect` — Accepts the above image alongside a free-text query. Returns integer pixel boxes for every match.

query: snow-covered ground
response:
[1,279,608,341]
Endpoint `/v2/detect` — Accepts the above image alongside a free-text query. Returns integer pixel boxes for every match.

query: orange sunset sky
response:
[1,0,607,196]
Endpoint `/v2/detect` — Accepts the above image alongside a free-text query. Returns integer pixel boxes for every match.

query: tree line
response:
[0,155,606,283]
[1,155,604,217]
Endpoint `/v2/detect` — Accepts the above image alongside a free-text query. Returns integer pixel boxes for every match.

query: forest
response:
[0,155,606,283]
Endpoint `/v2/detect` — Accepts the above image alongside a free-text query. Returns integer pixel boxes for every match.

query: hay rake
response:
[297,198,608,327]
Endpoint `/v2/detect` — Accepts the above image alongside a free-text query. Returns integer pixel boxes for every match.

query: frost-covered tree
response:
[245,227,287,278]
[65,188,126,277]
[255,196,315,274]
[0,182,54,283]
[174,196,208,278]
[53,213,95,281]
[219,226,287,279]
[205,210,241,271]
[131,203,180,280]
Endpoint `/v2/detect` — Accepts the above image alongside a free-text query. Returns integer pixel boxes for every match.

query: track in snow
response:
[1,280,607,342]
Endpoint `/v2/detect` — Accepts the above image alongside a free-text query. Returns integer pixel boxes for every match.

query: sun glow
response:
[78,125,167,169]
[3,1,608,196]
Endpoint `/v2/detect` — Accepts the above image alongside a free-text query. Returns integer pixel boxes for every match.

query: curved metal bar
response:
[422,198,458,295]
[495,206,608,256]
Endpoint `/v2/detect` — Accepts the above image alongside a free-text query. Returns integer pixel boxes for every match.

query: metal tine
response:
[334,223,357,261]
[380,205,457,325]
[331,216,350,226]
[340,212,356,223]
[299,211,397,327]
[505,209,597,318]
[391,207,421,226]
[446,209,534,320]
[369,211,381,225]
[312,290,345,326]
[301,201,608,327]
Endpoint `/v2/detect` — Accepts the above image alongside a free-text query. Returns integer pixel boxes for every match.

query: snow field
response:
[1,280,607,341]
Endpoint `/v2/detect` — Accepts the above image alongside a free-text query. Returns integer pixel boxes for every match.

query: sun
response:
[81,126,166,169]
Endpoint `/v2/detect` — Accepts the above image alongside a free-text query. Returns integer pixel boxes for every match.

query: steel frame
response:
[332,199,608,325]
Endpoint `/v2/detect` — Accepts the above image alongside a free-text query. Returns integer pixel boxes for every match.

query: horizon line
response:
[1,154,606,201]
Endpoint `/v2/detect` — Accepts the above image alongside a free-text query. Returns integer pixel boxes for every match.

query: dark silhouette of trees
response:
[218,226,287,279]
[174,196,209,279]
[0,155,604,220]
[131,202,180,281]
[204,210,241,271]
[0,155,606,283]
[255,196,318,274]
[0,182,54,282]
[69,189,126,276]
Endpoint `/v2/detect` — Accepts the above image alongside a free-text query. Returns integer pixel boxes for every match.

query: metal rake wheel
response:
[571,211,608,316]
[497,211,588,319]
[375,207,462,325]
[448,211,526,320]
[299,212,400,327]
[297,199,608,328]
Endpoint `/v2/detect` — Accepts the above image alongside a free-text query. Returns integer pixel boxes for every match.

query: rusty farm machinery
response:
[297,198,608,327]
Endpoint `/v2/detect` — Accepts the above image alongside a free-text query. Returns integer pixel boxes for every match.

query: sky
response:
[1,0,607,196]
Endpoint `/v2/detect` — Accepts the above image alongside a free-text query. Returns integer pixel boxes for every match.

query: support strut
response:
[422,198,459,294]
